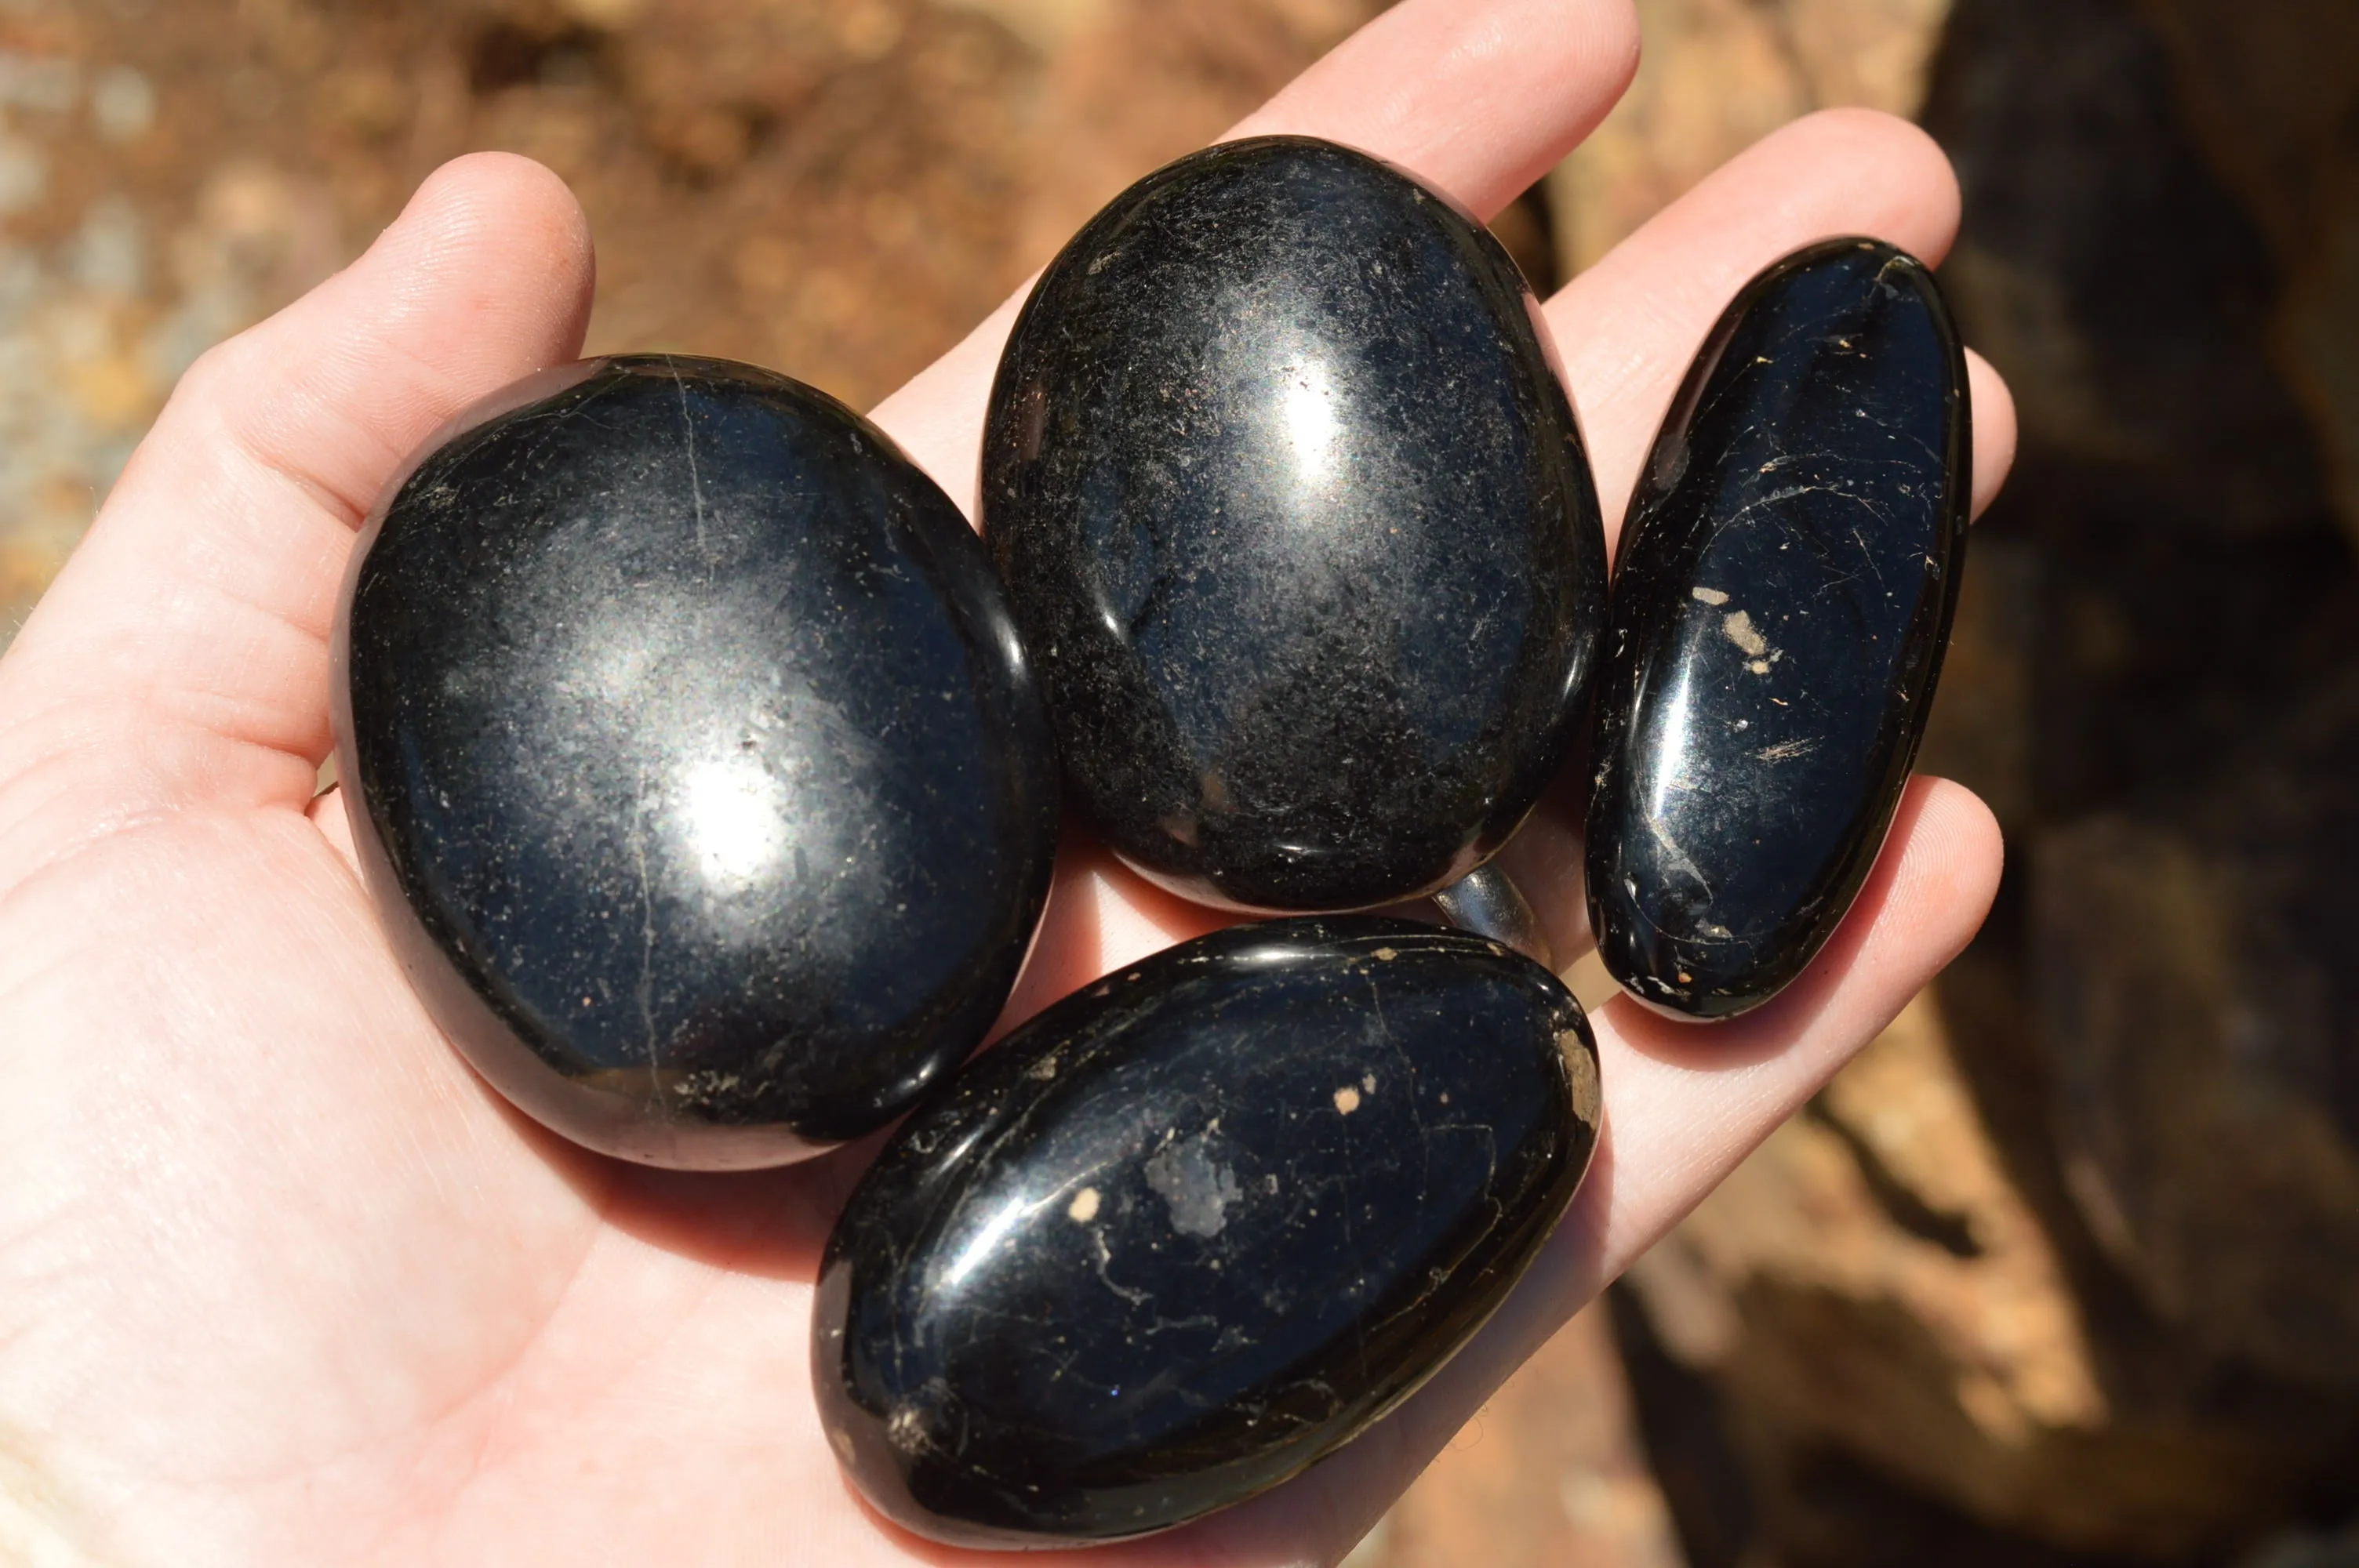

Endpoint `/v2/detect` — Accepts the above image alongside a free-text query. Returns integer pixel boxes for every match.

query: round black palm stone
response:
[813,916,1600,1545]
[334,355,1059,1168]
[983,135,1607,914]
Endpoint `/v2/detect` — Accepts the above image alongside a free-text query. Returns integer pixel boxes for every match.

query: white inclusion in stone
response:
[676,750,791,887]
[1146,1134,1241,1238]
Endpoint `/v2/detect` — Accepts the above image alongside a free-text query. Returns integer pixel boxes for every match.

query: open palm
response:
[0,2,2015,1563]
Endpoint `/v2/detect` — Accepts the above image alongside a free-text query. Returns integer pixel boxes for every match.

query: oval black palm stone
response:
[812,916,1600,1546]
[1586,238,1970,1019]
[334,355,1059,1168]
[983,135,1607,913]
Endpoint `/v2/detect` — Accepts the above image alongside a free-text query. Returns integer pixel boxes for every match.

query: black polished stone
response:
[812,916,1600,1546]
[1586,238,1969,1018]
[983,135,1607,913]
[334,355,1059,1167]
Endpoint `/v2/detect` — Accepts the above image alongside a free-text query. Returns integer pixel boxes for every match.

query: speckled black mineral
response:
[1586,239,1969,1018]
[983,136,1607,913]
[334,355,1059,1168]
[812,916,1600,1545]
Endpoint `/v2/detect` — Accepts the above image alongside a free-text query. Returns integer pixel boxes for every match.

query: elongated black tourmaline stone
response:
[812,916,1599,1545]
[335,356,1059,1168]
[1587,238,1969,1018]
[983,135,1607,913]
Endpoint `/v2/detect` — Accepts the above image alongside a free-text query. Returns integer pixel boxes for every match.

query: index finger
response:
[868,0,1645,502]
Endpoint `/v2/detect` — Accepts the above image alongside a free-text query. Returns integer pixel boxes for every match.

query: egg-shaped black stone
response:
[333,355,1059,1168]
[1586,239,1970,1019]
[983,135,1607,913]
[812,916,1600,1545]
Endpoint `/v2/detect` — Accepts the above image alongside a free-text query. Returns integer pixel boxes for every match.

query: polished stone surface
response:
[1586,238,1969,1018]
[335,355,1059,1167]
[812,916,1600,1545]
[983,135,1606,913]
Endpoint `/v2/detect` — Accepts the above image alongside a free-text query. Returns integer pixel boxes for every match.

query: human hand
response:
[0,1,2014,1562]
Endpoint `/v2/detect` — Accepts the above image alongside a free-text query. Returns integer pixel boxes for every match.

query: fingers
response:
[1154,779,2004,1567]
[972,103,2013,1005]
[1225,0,1642,218]
[1050,104,2014,1564]
[1543,107,1983,540]
[1967,348,2016,517]
[1580,776,2001,1273]
[1465,110,2009,972]
[871,0,1643,503]
[0,154,592,877]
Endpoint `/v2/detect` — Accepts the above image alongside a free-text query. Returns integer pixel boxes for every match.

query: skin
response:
[0,1,2015,1563]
